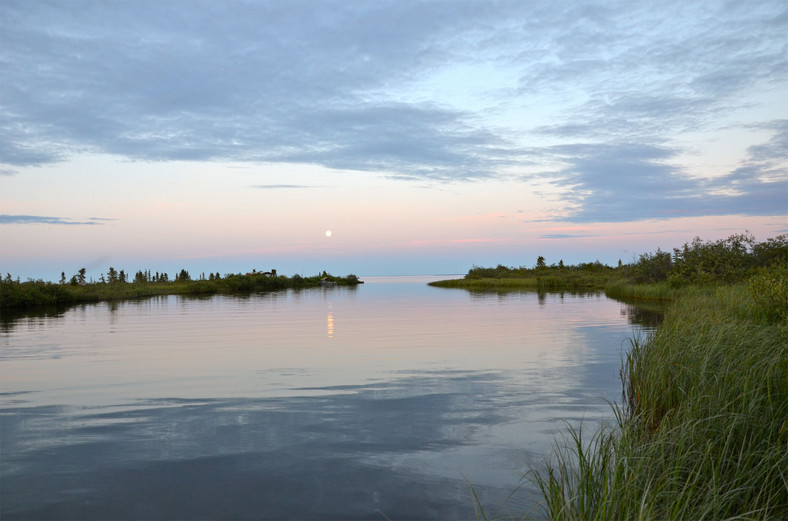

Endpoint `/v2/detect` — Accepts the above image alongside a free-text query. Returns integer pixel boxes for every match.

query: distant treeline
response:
[431,233,787,299]
[0,269,361,310]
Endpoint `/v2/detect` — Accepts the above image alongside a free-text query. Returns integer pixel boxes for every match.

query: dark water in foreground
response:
[1,276,656,520]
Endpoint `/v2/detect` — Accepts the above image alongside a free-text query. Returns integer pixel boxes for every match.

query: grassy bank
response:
[0,272,362,310]
[531,272,788,519]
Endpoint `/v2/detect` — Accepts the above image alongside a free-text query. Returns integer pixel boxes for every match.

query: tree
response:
[60,271,66,284]
[536,256,546,269]
[77,268,87,285]
[107,267,118,283]
[118,270,127,283]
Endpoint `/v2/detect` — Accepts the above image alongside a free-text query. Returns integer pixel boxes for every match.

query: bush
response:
[670,233,755,285]
[748,262,788,323]
[752,234,788,267]
[629,249,672,283]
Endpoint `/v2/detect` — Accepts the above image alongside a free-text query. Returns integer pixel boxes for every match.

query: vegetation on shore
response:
[435,233,787,520]
[531,278,787,520]
[430,232,786,302]
[429,259,618,292]
[0,268,362,310]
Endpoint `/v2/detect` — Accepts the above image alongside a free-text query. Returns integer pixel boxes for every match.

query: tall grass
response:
[603,280,678,302]
[531,282,788,520]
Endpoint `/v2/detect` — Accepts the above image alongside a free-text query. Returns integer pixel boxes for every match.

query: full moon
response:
[325,230,332,238]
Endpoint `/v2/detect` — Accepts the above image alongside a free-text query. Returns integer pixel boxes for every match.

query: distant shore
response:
[0,271,362,310]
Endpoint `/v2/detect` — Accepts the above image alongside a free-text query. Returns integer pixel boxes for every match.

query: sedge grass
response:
[531,284,788,520]
[603,280,678,302]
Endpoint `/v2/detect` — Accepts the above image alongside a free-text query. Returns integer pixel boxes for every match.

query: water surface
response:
[1,276,654,520]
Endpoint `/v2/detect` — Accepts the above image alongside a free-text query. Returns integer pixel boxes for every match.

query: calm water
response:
[1,276,656,520]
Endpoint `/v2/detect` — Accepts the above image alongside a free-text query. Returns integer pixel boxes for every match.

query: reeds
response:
[531,283,788,520]
[603,280,678,302]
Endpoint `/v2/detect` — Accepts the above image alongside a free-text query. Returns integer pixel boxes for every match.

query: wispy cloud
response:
[538,234,595,240]
[251,184,323,190]
[449,238,513,244]
[0,215,114,225]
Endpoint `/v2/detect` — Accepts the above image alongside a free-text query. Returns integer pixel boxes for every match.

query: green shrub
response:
[628,248,672,283]
[748,262,788,323]
[670,233,756,285]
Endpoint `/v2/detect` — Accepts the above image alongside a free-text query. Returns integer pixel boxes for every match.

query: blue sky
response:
[1,0,786,280]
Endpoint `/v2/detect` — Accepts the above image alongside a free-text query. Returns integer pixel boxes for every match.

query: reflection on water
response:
[327,301,334,338]
[618,300,667,331]
[1,276,657,520]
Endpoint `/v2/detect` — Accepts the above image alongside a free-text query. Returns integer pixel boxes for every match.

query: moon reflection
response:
[327,302,334,338]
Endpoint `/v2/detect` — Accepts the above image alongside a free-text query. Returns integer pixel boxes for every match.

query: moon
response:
[325,230,333,238]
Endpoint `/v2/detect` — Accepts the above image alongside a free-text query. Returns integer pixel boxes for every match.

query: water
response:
[1,276,656,520]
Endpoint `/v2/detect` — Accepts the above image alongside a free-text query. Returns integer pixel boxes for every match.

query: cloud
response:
[1,0,515,180]
[538,234,595,240]
[449,238,512,244]
[0,215,113,225]
[547,127,787,222]
[251,184,323,190]
[1,0,785,219]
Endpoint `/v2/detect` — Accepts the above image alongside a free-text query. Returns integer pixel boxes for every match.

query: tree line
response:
[1,268,360,310]
[464,232,787,286]
[47,267,220,286]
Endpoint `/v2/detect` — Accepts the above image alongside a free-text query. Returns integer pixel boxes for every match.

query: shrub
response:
[670,233,755,285]
[629,248,672,283]
[748,262,788,323]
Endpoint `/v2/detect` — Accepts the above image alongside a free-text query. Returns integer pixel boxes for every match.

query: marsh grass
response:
[603,280,678,302]
[531,284,788,520]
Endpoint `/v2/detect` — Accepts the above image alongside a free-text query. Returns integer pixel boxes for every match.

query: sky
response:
[1,0,787,280]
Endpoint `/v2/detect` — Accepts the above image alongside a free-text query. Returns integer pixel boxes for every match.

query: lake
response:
[1,276,657,520]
